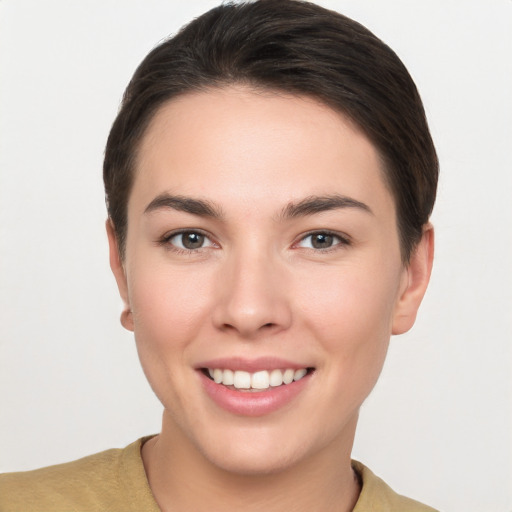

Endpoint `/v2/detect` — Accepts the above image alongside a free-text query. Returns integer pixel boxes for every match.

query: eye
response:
[166,230,214,251]
[296,231,349,250]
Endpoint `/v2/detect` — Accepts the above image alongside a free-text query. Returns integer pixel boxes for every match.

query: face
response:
[109,86,432,475]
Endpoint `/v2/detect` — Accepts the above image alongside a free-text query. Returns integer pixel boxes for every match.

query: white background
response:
[0,1,511,511]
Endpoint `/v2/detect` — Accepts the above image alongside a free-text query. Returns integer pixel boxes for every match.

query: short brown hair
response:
[104,0,438,262]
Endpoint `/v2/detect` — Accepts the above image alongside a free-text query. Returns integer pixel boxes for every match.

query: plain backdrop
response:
[1,1,511,511]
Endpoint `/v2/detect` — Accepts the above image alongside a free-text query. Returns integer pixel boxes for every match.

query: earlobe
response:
[392,224,434,335]
[106,219,134,332]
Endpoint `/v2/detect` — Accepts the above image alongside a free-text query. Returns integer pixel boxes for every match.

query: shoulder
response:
[352,460,439,512]
[0,438,158,512]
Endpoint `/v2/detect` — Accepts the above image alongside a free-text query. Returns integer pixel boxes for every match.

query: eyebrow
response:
[279,194,373,219]
[144,193,372,220]
[144,194,224,218]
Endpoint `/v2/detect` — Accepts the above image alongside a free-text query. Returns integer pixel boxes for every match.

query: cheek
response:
[296,261,400,383]
[124,263,217,414]
[298,263,399,337]
[126,262,213,357]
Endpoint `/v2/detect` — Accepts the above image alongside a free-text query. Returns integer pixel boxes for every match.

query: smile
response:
[205,368,310,391]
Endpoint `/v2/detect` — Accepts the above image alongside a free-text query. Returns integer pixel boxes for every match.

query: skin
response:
[107,86,434,512]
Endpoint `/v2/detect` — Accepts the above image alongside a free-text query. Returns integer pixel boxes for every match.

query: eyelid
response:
[159,228,218,251]
[294,230,351,250]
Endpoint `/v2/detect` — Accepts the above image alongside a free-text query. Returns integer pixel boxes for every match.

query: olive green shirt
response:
[0,438,438,511]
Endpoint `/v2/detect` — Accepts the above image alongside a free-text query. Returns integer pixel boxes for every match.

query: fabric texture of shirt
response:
[0,438,439,511]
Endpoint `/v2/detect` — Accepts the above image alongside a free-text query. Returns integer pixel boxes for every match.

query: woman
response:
[0,1,438,510]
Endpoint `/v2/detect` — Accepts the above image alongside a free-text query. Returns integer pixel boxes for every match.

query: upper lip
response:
[196,357,312,373]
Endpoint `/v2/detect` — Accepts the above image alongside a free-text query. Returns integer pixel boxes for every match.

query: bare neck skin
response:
[142,411,361,512]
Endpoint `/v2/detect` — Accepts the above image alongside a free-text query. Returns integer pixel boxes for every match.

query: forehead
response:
[131,86,394,217]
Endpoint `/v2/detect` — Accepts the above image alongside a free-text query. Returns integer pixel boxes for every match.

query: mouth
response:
[201,367,315,392]
[198,361,315,416]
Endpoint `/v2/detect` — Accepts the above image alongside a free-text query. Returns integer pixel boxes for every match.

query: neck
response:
[142,413,361,512]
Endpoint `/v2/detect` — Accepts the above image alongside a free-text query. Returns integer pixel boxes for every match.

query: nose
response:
[212,248,292,339]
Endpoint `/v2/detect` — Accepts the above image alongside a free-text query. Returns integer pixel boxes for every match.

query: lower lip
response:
[199,371,312,417]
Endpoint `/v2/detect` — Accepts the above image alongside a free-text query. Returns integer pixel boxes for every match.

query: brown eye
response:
[168,231,213,250]
[311,233,334,249]
[181,232,205,249]
[297,231,348,250]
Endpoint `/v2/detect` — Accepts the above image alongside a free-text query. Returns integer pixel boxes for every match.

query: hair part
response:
[104,0,438,262]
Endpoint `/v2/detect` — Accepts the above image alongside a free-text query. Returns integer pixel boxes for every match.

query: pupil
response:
[183,232,204,249]
[313,233,333,249]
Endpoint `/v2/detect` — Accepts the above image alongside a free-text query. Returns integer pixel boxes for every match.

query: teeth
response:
[223,369,234,385]
[206,368,310,390]
[213,368,223,384]
[294,368,307,381]
[269,369,283,387]
[233,371,251,389]
[251,370,269,390]
[283,369,295,384]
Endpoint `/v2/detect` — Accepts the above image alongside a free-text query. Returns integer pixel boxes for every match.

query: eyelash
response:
[294,230,351,252]
[159,229,217,254]
[159,229,351,255]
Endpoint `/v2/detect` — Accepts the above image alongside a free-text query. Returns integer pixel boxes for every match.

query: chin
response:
[194,421,329,477]
[203,443,301,476]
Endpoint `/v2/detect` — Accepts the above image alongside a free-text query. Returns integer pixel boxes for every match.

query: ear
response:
[392,224,434,335]
[106,219,134,331]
